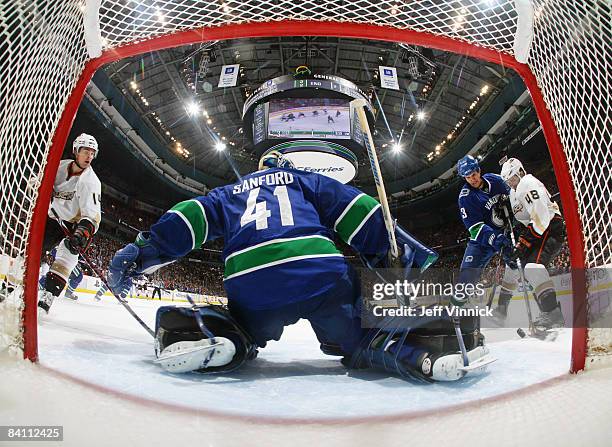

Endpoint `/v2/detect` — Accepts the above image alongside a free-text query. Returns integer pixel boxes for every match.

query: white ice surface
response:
[36,292,572,419]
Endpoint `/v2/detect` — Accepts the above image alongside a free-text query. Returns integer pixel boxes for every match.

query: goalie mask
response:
[258,150,296,171]
[154,304,258,374]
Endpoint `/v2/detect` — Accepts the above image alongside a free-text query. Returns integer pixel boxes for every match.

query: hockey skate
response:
[488,304,508,327]
[37,290,55,314]
[533,306,564,331]
[64,289,78,301]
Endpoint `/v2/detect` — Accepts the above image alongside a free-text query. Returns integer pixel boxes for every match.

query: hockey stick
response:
[50,211,155,337]
[485,257,505,309]
[501,207,542,338]
[351,99,400,260]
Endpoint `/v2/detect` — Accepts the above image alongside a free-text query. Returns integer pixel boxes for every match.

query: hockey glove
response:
[107,232,177,299]
[490,233,511,252]
[513,224,542,259]
[492,194,511,227]
[65,219,95,255]
[501,246,518,270]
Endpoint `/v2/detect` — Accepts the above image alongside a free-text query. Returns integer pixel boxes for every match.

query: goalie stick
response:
[50,210,155,337]
[351,99,400,260]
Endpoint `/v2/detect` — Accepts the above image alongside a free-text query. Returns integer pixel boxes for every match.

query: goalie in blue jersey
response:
[107,152,490,382]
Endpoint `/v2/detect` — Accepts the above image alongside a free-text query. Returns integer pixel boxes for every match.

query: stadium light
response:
[187,101,200,116]
[215,142,226,152]
[417,110,426,120]
[392,143,402,153]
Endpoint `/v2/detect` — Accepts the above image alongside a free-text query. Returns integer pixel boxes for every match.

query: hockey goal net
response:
[0,1,610,371]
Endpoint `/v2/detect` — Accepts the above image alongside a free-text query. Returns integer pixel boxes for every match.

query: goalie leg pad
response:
[348,309,484,382]
[155,337,236,373]
[155,304,258,374]
[430,346,492,381]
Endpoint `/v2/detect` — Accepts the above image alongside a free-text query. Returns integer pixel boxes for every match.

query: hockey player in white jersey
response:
[38,133,102,313]
[494,158,566,328]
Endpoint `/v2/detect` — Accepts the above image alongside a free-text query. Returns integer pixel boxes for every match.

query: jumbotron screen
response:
[268,98,351,139]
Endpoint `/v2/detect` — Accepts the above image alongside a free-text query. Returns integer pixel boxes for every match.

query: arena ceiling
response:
[100,36,520,191]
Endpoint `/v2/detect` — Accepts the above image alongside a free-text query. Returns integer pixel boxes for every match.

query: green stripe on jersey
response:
[468,222,484,241]
[334,194,381,245]
[224,236,341,279]
[170,199,208,249]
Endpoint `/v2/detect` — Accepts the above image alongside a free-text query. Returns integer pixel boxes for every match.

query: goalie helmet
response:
[500,158,525,183]
[457,155,479,177]
[258,150,296,171]
[73,133,98,158]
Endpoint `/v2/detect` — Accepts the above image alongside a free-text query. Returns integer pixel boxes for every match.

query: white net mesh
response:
[0,0,610,365]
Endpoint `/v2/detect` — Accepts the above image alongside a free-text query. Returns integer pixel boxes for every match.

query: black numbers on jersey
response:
[524,190,540,204]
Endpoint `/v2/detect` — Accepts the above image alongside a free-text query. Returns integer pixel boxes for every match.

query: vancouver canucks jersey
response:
[458,173,510,248]
[147,167,389,310]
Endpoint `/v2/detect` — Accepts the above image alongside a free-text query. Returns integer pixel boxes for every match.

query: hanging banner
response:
[379,66,400,90]
[218,64,240,88]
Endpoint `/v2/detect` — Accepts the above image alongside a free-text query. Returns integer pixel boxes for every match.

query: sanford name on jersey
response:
[232,170,294,194]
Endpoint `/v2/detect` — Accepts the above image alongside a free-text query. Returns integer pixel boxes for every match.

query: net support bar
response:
[513,0,535,63]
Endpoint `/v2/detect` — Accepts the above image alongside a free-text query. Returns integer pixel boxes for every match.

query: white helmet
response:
[500,157,525,183]
[73,133,98,158]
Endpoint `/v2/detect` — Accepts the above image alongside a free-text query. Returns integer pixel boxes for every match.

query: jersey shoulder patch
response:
[459,186,470,198]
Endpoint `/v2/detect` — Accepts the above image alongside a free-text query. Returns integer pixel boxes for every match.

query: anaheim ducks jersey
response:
[146,167,389,310]
[48,159,101,231]
[510,174,561,235]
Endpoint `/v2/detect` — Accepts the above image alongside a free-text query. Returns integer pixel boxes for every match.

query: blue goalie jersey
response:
[458,173,510,248]
[147,168,389,310]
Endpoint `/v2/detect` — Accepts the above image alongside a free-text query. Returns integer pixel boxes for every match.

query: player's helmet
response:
[457,155,479,177]
[500,157,525,182]
[73,133,98,158]
[258,150,296,170]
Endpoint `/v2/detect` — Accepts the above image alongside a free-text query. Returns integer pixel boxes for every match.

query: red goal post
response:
[0,1,609,372]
